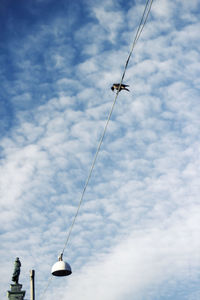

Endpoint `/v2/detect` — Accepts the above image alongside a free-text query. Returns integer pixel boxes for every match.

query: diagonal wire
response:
[61,88,120,255]
[39,275,53,300]
[61,0,154,256]
[121,0,154,84]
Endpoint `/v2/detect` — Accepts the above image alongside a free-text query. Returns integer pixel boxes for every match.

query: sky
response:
[0,0,200,299]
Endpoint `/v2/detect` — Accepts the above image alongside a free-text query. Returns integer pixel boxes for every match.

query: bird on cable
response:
[111,83,130,92]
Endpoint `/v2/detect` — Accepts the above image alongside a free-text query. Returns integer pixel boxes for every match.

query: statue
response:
[12,257,21,284]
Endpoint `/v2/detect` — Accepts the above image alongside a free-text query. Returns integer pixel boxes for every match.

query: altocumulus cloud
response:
[0,0,200,299]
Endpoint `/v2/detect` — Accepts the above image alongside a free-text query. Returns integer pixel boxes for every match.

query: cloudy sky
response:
[1,0,200,299]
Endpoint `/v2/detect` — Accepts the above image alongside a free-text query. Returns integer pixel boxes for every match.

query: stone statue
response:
[12,257,21,284]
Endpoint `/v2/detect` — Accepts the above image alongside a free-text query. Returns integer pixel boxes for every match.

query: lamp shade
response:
[51,258,72,277]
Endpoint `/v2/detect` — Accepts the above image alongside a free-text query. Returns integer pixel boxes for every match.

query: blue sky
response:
[1,0,200,299]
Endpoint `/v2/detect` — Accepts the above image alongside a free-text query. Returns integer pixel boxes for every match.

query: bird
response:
[111,83,130,92]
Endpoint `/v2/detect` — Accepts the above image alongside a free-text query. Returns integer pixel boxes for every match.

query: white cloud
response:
[1,0,200,299]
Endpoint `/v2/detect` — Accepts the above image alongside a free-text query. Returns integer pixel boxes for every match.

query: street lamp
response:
[51,253,72,277]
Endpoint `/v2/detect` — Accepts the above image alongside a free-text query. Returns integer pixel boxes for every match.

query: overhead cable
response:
[61,0,154,257]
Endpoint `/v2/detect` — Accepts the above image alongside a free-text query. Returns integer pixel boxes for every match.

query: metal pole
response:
[30,270,35,300]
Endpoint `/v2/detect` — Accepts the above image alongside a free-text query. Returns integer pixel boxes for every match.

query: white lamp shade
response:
[51,260,72,277]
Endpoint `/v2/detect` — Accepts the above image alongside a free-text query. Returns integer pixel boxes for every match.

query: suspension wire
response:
[39,275,53,300]
[121,0,154,85]
[61,0,154,257]
[40,0,154,298]
[61,89,120,255]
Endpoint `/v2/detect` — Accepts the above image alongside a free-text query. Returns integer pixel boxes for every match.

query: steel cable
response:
[61,0,154,256]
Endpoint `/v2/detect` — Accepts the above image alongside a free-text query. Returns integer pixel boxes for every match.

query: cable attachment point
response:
[58,253,63,261]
